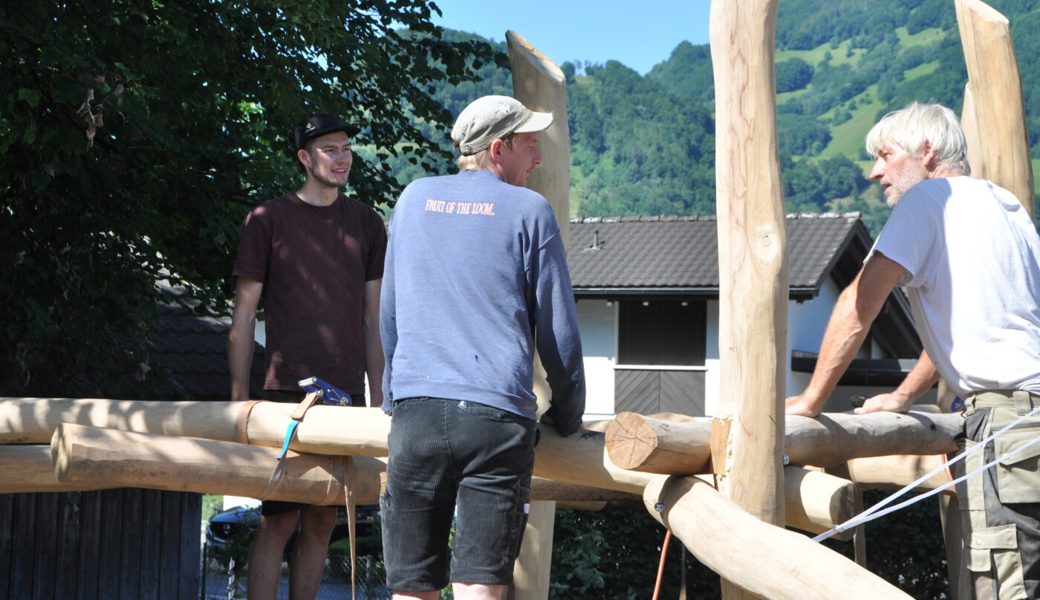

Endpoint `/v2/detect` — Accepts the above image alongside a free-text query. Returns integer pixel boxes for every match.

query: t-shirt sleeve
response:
[364,208,388,282]
[232,206,271,282]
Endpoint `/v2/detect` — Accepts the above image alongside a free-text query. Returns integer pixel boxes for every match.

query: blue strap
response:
[277,420,299,460]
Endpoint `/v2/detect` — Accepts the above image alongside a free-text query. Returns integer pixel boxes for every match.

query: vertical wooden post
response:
[709,0,788,597]
[507,29,572,600]
[511,500,557,600]
[956,0,1035,218]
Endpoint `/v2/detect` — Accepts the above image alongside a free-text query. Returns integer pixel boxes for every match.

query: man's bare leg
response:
[287,505,336,599]
[247,511,297,600]
[453,582,505,600]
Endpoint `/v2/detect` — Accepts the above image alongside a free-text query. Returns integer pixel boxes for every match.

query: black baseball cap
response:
[292,113,360,151]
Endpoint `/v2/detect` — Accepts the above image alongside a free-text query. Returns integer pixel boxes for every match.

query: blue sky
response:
[430,1,711,75]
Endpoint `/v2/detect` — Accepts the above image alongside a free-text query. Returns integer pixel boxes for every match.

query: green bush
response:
[550,507,719,599]
[550,492,949,599]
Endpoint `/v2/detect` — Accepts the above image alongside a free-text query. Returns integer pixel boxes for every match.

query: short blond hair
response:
[455,148,490,171]
[865,102,971,175]
[453,135,514,171]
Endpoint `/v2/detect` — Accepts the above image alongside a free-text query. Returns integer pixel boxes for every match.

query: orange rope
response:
[652,529,672,600]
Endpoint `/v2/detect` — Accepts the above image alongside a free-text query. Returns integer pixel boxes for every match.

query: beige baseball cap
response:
[451,95,553,156]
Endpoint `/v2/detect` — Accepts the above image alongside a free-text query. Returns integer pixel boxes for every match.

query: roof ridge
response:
[570,215,716,223]
[570,211,862,224]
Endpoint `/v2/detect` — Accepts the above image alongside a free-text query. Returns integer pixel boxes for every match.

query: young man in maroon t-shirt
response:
[228,113,387,599]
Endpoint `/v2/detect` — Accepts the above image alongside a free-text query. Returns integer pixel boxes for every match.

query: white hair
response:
[865,102,971,175]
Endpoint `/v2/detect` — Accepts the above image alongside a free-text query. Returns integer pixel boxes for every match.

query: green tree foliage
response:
[550,507,720,599]
[775,0,957,51]
[0,1,495,395]
[784,155,870,210]
[778,113,833,156]
[1001,10,1040,157]
[646,41,715,103]
[551,498,949,599]
[567,61,715,217]
[776,58,814,93]
[380,30,512,186]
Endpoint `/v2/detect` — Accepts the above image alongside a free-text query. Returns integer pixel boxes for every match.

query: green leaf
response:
[17,88,41,108]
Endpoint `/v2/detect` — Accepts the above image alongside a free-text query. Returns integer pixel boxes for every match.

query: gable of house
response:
[565,213,922,418]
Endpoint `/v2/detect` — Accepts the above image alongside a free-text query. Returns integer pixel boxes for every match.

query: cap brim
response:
[514,110,553,134]
[295,124,360,150]
[321,124,360,137]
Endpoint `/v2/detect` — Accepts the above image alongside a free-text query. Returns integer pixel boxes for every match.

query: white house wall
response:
[575,299,617,419]
[786,278,841,397]
[573,281,904,420]
[704,300,720,415]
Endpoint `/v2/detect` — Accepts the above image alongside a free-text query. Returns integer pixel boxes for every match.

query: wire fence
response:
[200,544,390,600]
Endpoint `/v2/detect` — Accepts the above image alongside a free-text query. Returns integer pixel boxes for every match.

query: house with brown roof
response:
[567,213,925,419]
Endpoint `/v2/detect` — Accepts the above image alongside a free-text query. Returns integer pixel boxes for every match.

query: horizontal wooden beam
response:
[606,410,962,473]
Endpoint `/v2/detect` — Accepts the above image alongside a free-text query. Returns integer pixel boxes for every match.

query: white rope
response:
[812,404,1040,543]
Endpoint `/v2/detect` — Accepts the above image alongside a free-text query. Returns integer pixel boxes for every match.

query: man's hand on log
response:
[785,394,823,418]
[853,392,913,415]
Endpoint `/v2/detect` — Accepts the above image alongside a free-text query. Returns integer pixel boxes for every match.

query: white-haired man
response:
[786,102,1040,598]
[379,95,586,600]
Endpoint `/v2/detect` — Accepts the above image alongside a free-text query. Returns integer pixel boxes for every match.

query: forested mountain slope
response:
[387,1,1040,231]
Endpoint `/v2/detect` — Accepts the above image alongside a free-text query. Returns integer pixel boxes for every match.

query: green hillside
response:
[392,0,1040,229]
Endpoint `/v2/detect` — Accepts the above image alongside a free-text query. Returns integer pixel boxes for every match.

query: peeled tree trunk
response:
[643,475,911,599]
[51,423,383,505]
[605,410,962,473]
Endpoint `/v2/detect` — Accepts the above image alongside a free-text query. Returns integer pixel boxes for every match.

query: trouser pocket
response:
[994,427,1040,504]
[967,524,1027,600]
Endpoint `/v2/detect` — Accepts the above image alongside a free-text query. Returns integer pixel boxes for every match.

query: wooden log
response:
[507,27,573,413]
[961,84,983,185]
[506,35,572,597]
[606,410,962,473]
[778,467,861,539]
[512,501,555,599]
[643,476,910,599]
[536,426,854,535]
[828,453,954,494]
[605,411,712,474]
[0,444,635,505]
[956,0,1034,217]
[0,397,392,456]
[710,0,787,559]
[507,29,570,229]
[529,477,638,503]
[36,418,852,535]
[52,423,384,505]
[785,411,961,468]
[0,445,109,493]
[0,397,241,444]
[243,402,390,456]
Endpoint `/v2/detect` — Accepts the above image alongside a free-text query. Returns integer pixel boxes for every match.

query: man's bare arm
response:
[229,277,263,403]
[855,350,940,414]
[785,252,908,417]
[362,278,384,408]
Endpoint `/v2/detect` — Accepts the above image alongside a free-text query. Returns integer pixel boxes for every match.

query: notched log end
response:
[605,412,658,469]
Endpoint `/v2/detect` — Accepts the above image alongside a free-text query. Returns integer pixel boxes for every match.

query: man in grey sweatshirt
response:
[379,95,586,600]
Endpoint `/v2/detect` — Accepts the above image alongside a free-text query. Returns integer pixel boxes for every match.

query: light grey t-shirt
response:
[380,169,586,434]
[870,176,1040,395]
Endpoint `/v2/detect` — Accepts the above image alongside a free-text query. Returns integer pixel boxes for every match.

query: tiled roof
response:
[134,281,265,401]
[567,213,869,296]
